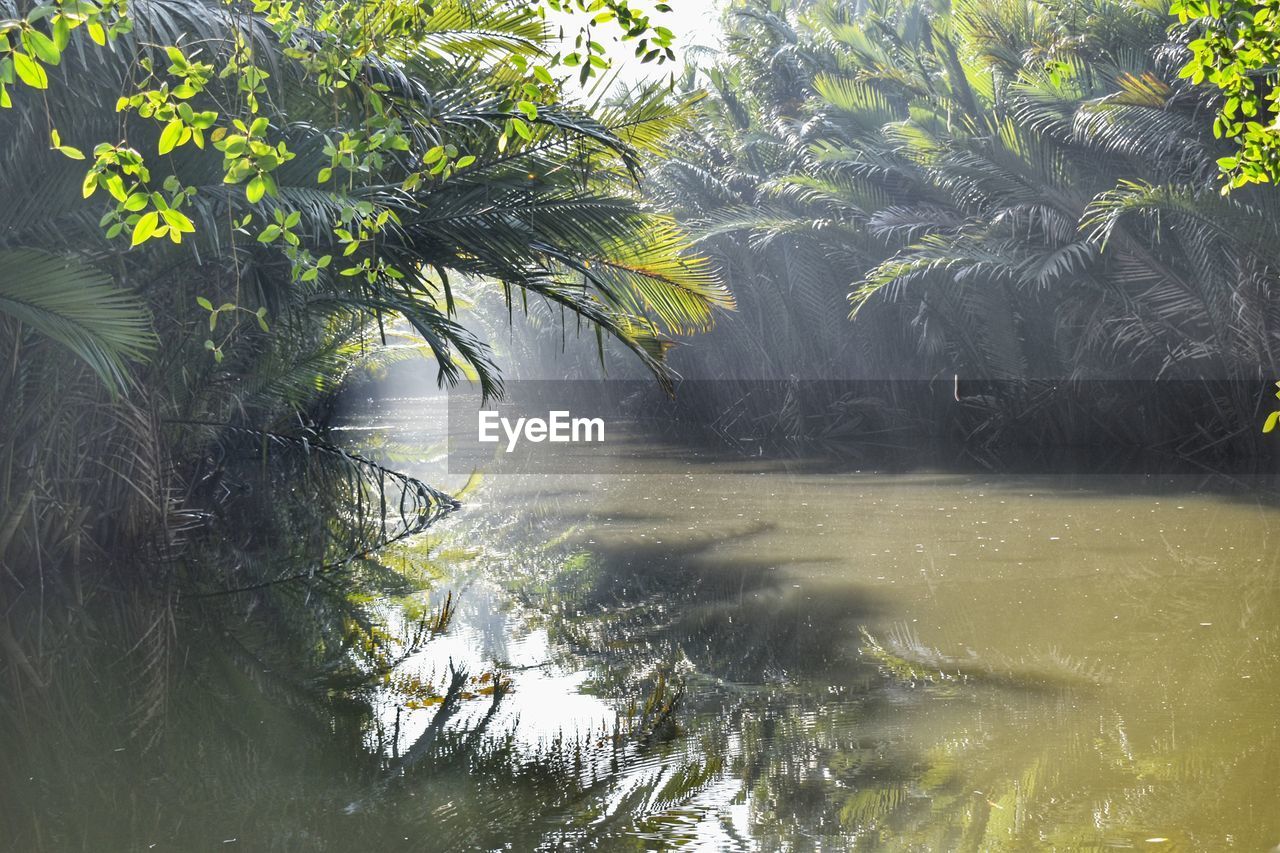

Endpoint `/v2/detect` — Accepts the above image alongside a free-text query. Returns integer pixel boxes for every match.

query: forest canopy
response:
[0,0,726,393]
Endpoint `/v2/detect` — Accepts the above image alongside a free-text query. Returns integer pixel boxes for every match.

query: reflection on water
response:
[359,397,1280,851]
[6,396,1280,851]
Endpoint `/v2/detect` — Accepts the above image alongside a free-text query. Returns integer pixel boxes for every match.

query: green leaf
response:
[131,211,159,246]
[1264,411,1280,433]
[196,296,213,311]
[52,17,70,51]
[12,52,47,89]
[158,119,184,155]
[104,175,127,203]
[0,249,154,392]
[246,175,266,203]
[24,30,61,65]
[161,209,194,234]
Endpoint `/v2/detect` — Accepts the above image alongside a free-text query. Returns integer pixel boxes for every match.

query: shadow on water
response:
[498,540,1280,850]
[518,529,886,684]
[0,438,931,850]
[418,425,1280,849]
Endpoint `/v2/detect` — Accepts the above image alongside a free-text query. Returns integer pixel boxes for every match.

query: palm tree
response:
[650,0,1280,449]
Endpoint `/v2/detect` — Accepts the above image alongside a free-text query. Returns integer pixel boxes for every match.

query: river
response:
[324,392,1280,851]
[5,390,1280,851]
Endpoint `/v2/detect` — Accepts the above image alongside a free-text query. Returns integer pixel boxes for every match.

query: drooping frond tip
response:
[584,217,735,336]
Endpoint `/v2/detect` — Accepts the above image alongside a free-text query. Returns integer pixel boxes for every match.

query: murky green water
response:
[329,396,1280,851]
[7,394,1280,851]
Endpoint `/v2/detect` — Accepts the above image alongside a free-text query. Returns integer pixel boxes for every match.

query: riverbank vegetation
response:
[0,9,738,827]
[643,0,1280,451]
[0,0,730,664]
[9,0,1280,669]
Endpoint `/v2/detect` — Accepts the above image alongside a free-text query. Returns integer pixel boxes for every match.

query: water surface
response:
[6,395,1280,852]
[336,395,1280,851]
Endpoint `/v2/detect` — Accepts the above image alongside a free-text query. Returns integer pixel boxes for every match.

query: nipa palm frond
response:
[0,250,155,393]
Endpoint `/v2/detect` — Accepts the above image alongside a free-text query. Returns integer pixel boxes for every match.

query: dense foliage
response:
[1173,0,1280,189]
[645,0,1280,447]
[0,0,729,606]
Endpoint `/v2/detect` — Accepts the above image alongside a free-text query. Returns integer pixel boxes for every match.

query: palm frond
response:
[0,250,154,392]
